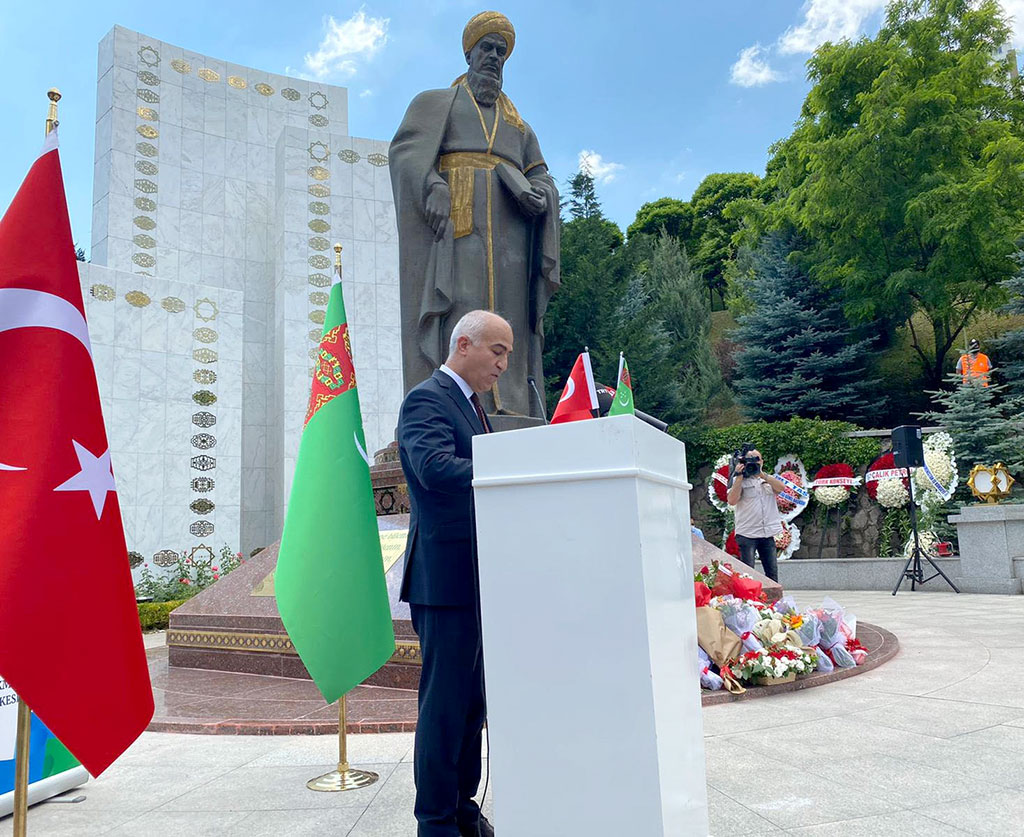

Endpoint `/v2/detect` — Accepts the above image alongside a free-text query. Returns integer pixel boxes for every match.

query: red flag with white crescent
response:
[0,131,153,776]
[550,350,599,424]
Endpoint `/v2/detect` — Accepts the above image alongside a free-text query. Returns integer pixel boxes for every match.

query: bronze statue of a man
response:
[390,10,560,417]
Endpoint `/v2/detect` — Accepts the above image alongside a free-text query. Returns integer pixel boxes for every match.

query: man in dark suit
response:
[398,309,513,837]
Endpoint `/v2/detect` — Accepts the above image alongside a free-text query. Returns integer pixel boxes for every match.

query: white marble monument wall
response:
[88,25,400,566]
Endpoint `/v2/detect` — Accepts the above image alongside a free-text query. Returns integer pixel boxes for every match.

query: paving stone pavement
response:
[2,590,1022,836]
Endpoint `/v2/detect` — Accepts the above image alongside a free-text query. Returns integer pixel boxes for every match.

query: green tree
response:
[612,232,719,424]
[769,0,1024,388]
[689,172,760,304]
[627,198,694,242]
[543,169,627,408]
[919,372,1024,476]
[990,251,1024,397]
[731,233,882,422]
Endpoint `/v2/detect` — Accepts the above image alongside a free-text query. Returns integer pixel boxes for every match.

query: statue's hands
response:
[425,183,452,240]
[518,187,547,217]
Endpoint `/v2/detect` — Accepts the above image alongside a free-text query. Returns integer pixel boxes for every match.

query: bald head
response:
[445,310,514,394]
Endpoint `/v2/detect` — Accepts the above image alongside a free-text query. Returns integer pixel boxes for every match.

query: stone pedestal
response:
[949,504,1024,594]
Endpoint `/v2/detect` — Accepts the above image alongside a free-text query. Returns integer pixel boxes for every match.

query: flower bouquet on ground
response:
[814,611,857,668]
[793,612,834,673]
[717,598,765,653]
[731,645,818,686]
[694,606,745,694]
[811,463,861,507]
[696,646,724,691]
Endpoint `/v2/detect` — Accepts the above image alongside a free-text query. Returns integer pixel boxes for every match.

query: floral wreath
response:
[708,453,733,513]
[865,452,910,509]
[913,431,957,505]
[810,463,861,507]
[774,520,801,560]
[773,455,808,523]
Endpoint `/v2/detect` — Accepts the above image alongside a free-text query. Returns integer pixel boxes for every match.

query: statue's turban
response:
[463,11,516,57]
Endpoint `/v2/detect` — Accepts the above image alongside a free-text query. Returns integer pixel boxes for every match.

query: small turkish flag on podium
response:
[550,350,599,424]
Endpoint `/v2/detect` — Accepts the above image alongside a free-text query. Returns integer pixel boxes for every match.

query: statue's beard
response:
[467,69,502,106]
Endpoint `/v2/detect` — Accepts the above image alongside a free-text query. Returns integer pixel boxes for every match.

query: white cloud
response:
[777,0,887,55]
[578,149,623,184]
[730,44,782,87]
[303,10,389,80]
[359,89,374,98]
[1001,0,1024,48]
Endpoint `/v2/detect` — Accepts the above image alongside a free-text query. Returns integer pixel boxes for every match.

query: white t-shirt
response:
[733,477,783,538]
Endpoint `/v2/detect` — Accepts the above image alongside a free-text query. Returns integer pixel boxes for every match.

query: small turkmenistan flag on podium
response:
[608,352,635,416]
[275,248,395,703]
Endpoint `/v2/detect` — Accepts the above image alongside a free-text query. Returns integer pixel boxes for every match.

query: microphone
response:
[594,384,669,432]
[527,375,548,424]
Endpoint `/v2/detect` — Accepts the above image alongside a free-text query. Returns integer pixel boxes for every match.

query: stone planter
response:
[948,503,1024,594]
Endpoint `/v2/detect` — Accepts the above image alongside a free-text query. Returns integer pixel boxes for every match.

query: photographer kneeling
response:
[726,449,786,582]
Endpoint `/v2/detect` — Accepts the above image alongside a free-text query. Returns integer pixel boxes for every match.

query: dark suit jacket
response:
[398,370,490,607]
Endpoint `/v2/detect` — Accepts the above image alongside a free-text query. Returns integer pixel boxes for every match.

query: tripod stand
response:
[892,465,960,595]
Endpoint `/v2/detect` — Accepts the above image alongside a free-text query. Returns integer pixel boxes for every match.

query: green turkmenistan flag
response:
[608,352,635,416]
[275,265,395,703]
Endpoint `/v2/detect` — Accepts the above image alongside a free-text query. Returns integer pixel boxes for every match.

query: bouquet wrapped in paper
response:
[717,598,765,654]
[694,606,745,694]
[752,614,803,649]
[697,646,724,690]
[694,581,713,607]
[773,594,799,616]
[794,612,833,673]
[817,611,857,668]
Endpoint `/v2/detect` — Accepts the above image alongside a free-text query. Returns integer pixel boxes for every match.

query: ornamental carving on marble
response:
[133,234,156,249]
[137,106,158,121]
[152,549,179,567]
[309,201,330,215]
[189,544,216,564]
[189,498,215,515]
[281,87,301,101]
[309,310,326,325]
[90,284,115,301]
[194,297,219,321]
[309,254,331,269]
[255,83,274,96]
[308,273,332,287]
[162,296,186,313]
[193,327,218,343]
[309,291,330,306]
[191,454,216,471]
[308,166,330,181]
[134,215,156,230]
[192,390,217,406]
[309,114,329,128]
[193,348,218,363]
[192,411,216,428]
[308,141,330,162]
[134,179,158,193]
[198,68,220,82]
[136,88,159,104]
[135,160,158,176]
[171,59,191,74]
[136,197,157,212]
[190,520,215,537]
[228,76,247,89]
[191,477,215,492]
[125,290,152,307]
[309,219,330,233]
[308,236,330,251]
[131,253,155,269]
[191,432,216,449]
[338,149,360,164]
[308,90,328,110]
[138,45,160,67]
[136,142,158,158]
[308,183,330,197]
[138,70,160,86]
[193,369,217,386]
[137,125,159,139]
[367,153,389,167]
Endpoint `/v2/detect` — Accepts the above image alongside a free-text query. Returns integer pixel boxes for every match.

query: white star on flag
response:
[53,440,116,519]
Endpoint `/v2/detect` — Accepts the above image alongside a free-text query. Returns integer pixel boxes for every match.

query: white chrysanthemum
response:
[876,478,910,508]
[914,434,957,498]
[813,485,849,506]
[903,530,939,558]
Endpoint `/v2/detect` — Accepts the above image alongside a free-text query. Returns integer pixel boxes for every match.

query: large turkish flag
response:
[0,132,153,776]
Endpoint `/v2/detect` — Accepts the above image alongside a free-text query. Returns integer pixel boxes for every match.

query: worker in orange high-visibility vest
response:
[956,338,991,386]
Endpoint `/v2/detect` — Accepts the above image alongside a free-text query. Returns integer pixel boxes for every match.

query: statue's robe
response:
[390,81,560,416]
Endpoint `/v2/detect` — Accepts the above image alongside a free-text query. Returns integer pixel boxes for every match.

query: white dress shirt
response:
[439,364,474,405]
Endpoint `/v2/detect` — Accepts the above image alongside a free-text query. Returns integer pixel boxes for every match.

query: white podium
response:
[473,415,708,836]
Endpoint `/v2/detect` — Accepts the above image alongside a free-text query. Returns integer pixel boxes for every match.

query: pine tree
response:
[990,254,1024,398]
[731,233,881,422]
[919,373,1024,477]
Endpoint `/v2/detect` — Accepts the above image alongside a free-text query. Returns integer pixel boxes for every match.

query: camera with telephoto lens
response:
[732,442,761,479]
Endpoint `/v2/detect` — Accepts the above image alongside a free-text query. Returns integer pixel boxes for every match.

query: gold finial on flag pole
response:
[334,242,342,274]
[45,88,61,136]
[13,698,31,837]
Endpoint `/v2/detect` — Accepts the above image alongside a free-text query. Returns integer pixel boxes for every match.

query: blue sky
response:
[5,0,1018,254]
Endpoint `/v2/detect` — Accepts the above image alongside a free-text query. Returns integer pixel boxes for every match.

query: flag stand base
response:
[305,694,379,792]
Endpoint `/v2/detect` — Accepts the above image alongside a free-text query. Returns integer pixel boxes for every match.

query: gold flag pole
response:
[13,698,31,837]
[306,694,379,791]
[45,88,61,135]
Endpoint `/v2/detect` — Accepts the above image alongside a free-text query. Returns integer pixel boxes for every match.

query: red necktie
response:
[469,393,490,433]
